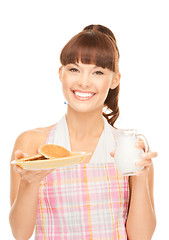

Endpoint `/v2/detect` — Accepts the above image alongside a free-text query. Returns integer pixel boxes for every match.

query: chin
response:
[68,103,103,115]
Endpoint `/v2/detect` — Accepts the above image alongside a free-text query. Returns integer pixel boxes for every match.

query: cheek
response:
[61,74,71,89]
[61,72,76,87]
[62,82,71,99]
[98,80,111,95]
[97,80,112,102]
[62,80,69,89]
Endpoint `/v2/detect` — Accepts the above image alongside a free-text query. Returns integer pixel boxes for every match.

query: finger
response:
[135,139,149,152]
[135,141,145,151]
[136,166,149,176]
[35,169,53,175]
[40,169,54,175]
[14,165,24,173]
[135,159,152,167]
[39,169,54,178]
[142,151,158,160]
[135,138,150,152]
[24,168,54,178]
[14,150,24,159]
[14,150,29,159]
[135,140,146,151]
[29,168,54,182]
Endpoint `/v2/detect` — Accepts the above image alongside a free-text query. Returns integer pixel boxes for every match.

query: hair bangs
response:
[60,31,117,71]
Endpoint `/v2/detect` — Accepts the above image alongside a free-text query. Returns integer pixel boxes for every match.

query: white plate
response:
[11,152,91,170]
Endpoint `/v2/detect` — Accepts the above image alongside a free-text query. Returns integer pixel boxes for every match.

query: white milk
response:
[114,130,145,176]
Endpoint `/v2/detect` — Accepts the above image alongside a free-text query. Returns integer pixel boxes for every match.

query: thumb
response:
[14,150,29,160]
[14,165,23,173]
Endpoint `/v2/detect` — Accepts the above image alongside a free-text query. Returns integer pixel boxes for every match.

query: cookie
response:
[39,144,71,158]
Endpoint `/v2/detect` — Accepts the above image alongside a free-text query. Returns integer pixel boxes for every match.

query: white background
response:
[0,0,168,239]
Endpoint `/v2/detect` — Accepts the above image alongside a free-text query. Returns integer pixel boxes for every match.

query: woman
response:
[9,24,157,239]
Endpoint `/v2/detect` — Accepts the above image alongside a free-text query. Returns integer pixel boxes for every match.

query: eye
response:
[69,68,79,73]
[94,71,103,75]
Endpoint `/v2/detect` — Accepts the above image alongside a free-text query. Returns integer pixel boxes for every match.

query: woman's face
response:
[59,62,120,114]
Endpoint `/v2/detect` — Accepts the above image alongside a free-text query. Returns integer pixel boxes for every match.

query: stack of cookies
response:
[16,144,71,162]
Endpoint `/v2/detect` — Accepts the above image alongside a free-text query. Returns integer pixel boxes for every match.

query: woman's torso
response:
[34,116,129,240]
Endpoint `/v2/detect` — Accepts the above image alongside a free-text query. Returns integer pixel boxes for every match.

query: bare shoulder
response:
[11,124,56,159]
[10,124,56,206]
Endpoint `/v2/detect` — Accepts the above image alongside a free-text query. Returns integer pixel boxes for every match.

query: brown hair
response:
[60,24,120,127]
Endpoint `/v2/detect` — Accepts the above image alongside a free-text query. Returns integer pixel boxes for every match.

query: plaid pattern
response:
[35,163,129,240]
[35,121,129,239]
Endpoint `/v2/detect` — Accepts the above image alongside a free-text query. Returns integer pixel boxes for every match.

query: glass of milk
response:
[114,129,148,176]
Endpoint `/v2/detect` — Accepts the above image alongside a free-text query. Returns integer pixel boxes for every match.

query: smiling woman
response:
[60,25,121,125]
[60,26,119,71]
[59,62,120,115]
[9,24,157,240]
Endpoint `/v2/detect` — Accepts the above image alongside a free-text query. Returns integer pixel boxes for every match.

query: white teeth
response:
[74,91,94,98]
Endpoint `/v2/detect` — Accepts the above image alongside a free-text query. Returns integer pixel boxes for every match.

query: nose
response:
[77,72,91,88]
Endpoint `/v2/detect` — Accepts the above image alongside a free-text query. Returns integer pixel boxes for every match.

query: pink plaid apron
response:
[35,116,129,239]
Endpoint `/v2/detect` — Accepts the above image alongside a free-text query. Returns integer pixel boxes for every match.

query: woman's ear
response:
[59,66,63,82]
[110,72,121,89]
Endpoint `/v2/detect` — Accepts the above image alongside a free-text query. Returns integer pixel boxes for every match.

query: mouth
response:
[72,90,96,101]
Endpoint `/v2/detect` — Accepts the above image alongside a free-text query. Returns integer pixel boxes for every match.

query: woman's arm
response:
[9,130,52,240]
[126,165,156,240]
[9,171,41,240]
[126,146,157,240]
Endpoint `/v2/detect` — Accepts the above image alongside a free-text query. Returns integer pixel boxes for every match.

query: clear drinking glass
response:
[114,129,148,176]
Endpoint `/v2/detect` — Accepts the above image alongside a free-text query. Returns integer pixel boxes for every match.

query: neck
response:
[65,107,104,140]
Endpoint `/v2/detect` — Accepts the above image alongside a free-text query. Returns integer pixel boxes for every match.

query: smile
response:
[72,90,96,101]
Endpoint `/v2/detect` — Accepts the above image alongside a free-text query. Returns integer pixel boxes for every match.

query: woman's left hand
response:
[134,140,158,176]
[110,140,158,176]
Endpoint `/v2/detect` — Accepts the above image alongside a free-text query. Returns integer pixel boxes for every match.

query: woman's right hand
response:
[14,150,54,185]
